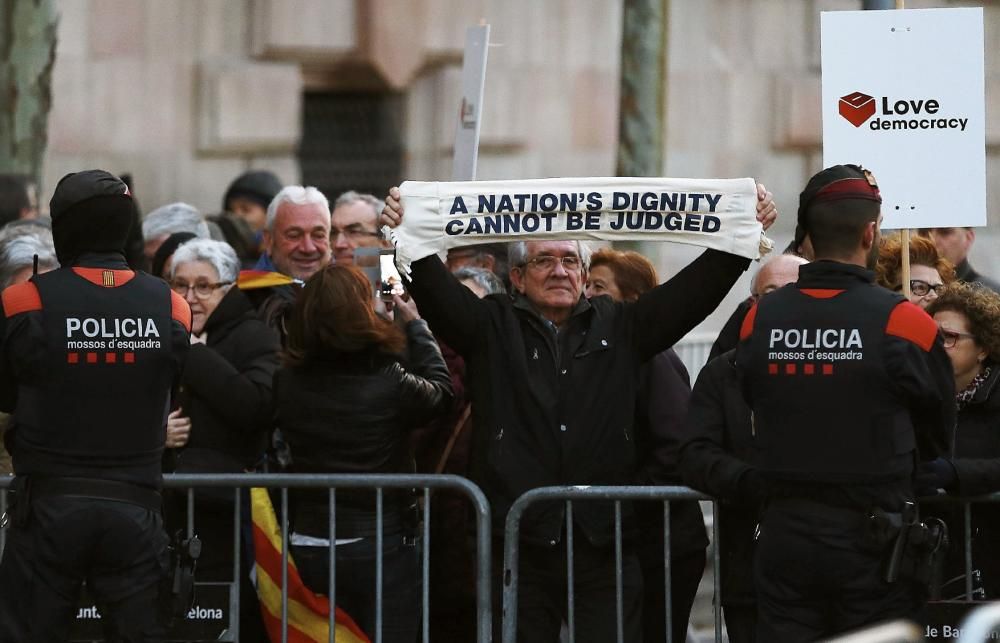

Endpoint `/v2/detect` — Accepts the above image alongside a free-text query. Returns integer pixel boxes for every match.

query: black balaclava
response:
[50,170,135,266]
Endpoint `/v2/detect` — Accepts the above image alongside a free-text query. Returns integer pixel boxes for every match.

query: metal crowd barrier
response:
[919,494,1000,603]
[498,488,1000,643]
[0,473,492,643]
[4,476,1000,642]
[501,485,716,643]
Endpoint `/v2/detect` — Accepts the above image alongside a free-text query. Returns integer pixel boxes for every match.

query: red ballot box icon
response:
[839,91,876,127]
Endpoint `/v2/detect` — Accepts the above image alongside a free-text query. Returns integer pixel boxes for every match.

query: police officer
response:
[735,165,955,641]
[0,170,191,642]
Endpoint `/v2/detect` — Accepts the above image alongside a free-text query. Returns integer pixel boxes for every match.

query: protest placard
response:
[389,177,765,273]
[822,7,985,229]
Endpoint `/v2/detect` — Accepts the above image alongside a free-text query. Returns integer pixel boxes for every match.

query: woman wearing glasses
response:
[921,282,1000,600]
[166,238,280,465]
[875,234,955,308]
[165,239,281,639]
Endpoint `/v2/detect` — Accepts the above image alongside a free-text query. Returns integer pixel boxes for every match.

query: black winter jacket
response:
[679,350,760,605]
[956,259,1000,294]
[276,319,453,538]
[736,261,954,511]
[926,364,1000,599]
[172,286,280,472]
[407,250,749,546]
[634,348,708,556]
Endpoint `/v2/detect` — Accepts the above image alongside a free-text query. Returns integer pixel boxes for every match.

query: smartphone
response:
[379,253,404,300]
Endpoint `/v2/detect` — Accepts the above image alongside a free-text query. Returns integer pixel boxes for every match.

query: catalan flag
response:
[238,270,301,291]
[250,487,370,643]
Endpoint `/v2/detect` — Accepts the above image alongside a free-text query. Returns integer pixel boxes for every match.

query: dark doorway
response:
[299,92,404,202]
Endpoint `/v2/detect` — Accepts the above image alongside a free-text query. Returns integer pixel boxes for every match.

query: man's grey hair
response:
[143,202,210,241]
[453,266,506,296]
[266,186,330,232]
[0,233,58,289]
[334,191,384,227]
[169,238,241,284]
[508,240,592,271]
[0,218,52,245]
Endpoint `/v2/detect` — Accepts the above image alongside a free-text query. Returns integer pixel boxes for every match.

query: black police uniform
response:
[0,170,191,642]
[736,259,954,641]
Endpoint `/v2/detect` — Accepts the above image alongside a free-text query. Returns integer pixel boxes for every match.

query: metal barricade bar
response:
[0,473,492,643]
[501,485,712,643]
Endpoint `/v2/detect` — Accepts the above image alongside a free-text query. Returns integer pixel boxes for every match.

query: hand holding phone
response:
[379,254,405,301]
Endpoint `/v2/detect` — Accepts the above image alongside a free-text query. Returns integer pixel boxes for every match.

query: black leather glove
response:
[915,457,957,496]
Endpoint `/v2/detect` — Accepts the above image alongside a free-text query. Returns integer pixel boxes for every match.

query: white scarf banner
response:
[389,177,768,273]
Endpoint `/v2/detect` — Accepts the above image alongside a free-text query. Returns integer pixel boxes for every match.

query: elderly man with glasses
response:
[382,183,777,643]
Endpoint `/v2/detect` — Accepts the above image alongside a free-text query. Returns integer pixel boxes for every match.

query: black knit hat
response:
[151,231,198,279]
[49,170,135,265]
[222,170,283,212]
[797,164,882,232]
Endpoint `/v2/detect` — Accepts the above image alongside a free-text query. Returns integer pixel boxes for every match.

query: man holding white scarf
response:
[382,181,776,642]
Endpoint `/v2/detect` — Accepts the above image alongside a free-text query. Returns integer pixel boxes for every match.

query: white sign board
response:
[821,8,985,229]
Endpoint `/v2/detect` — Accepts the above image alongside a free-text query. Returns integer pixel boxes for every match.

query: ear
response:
[262,229,274,255]
[480,254,497,273]
[862,221,878,250]
[509,266,526,294]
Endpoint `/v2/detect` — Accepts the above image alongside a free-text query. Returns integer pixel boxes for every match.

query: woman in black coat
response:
[585,248,709,643]
[276,263,452,643]
[165,238,280,641]
[924,282,1000,600]
[166,239,280,474]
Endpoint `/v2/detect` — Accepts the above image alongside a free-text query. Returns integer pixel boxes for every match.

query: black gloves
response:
[915,457,957,496]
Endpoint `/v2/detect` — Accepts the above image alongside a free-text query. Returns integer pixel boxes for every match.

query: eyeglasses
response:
[171,281,233,299]
[331,225,380,241]
[521,255,582,272]
[909,280,946,297]
[939,328,976,349]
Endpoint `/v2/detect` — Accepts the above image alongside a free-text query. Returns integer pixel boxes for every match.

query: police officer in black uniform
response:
[0,170,191,642]
[735,165,955,641]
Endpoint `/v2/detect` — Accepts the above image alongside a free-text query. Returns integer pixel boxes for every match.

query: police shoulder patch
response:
[885,301,937,351]
[1,282,42,317]
[170,290,192,334]
[739,301,759,340]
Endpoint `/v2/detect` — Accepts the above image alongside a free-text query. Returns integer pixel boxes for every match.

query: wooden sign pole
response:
[897,0,911,299]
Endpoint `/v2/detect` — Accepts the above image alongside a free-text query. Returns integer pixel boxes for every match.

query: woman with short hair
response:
[876,234,956,308]
[923,282,1000,599]
[165,238,280,641]
[166,239,280,470]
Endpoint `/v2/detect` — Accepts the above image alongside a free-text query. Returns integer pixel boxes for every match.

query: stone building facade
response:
[40,0,999,331]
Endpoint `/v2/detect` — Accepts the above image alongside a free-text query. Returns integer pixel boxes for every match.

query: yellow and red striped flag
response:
[250,487,370,643]
[238,270,299,290]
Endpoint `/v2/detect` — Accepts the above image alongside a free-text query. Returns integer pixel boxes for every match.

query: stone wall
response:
[39,0,999,332]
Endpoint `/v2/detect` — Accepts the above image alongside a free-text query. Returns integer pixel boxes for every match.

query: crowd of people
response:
[0,163,997,643]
